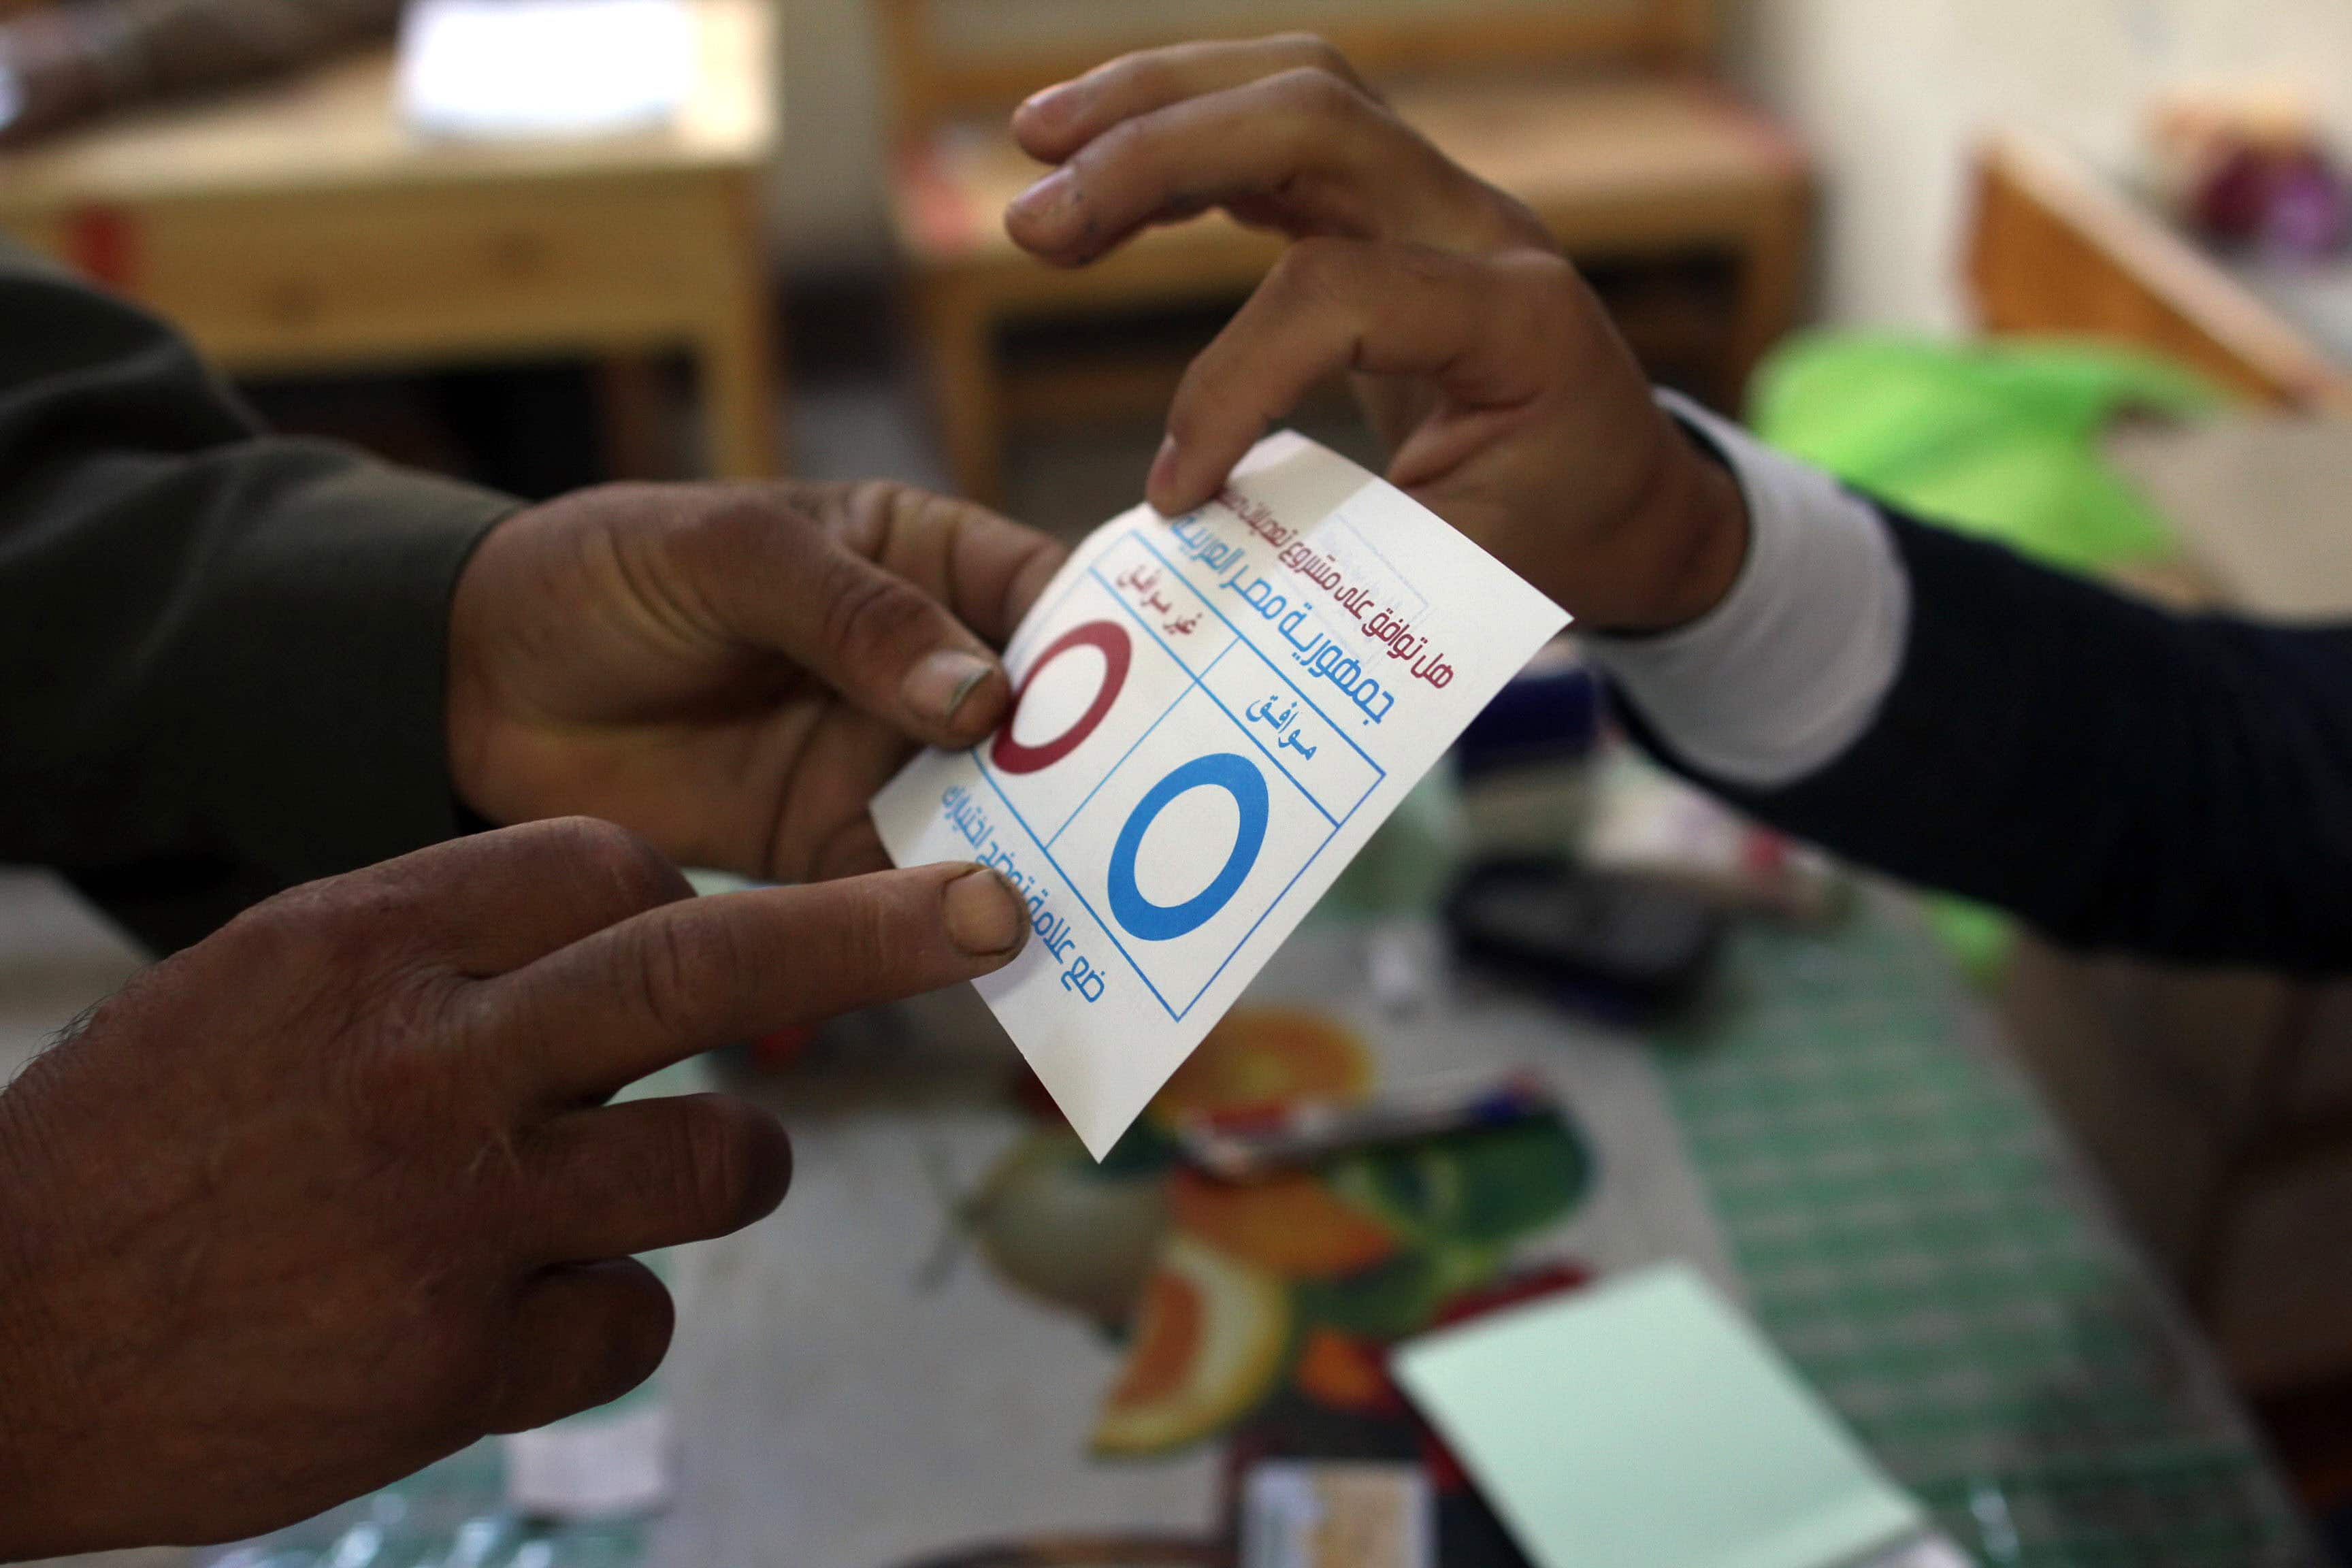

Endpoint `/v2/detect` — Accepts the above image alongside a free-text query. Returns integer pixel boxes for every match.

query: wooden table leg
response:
[699,174,782,479]
[921,277,1004,505]
[598,355,675,479]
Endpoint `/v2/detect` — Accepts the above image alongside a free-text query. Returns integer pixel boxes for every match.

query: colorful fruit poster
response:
[676,924,1735,1568]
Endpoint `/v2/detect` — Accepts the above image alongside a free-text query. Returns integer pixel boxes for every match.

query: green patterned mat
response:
[1662,894,2320,1567]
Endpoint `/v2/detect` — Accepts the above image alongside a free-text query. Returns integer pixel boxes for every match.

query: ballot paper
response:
[1392,1265,1942,1568]
[397,0,691,140]
[870,432,1567,1158]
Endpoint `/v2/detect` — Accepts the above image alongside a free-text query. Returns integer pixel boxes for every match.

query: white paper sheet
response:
[870,433,1567,1158]
[1392,1266,1929,1568]
[397,0,691,140]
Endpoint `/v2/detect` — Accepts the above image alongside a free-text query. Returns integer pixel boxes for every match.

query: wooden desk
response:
[0,0,781,478]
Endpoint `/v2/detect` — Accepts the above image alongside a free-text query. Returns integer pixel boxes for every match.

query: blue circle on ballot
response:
[1107,753,1270,942]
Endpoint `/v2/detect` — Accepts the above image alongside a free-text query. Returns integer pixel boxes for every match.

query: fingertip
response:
[490,1259,674,1434]
[1145,434,1183,511]
[1011,84,1079,157]
[730,1099,794,1223]
[901,647,1000,732]
[1146,434,1218,517]
[1004,166,1081,257]
[1015,98,1072,161]
[941,865,1029,962]
[941,664,1013,745]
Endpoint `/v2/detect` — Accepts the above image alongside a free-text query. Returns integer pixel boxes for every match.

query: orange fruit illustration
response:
[1166,1168,1397,1279]
[1092,1236,1289,1456]
[1292,1326,1396,1414]
[1149,1007,1373,1126]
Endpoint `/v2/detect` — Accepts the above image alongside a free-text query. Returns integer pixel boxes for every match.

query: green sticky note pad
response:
[1392,1264,1925,1568]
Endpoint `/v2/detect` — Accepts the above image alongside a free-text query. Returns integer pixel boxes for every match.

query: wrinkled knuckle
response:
[1503,251,1587,336]
[1503,247,1578,291]
[826,894,900,988]
[828,479,896,553]
[603,1277,676,1390]
[548,817,687,913]
[218,878,420,1029]
[819,553,937,663]
[685,489,775,555]
[349,1016,483,1152]
[625,914,724,1039]
[1275,235,1356,303]
[293,868,413,944]
[877,480,958,559]
[215,885,331,972]
[1272,63,1358,120]
[1113,49,1180,104]
[1276,31,1350,75]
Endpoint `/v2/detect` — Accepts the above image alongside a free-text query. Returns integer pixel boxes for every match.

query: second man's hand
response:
[1004,35,1749,635]
[447,479,1068,883]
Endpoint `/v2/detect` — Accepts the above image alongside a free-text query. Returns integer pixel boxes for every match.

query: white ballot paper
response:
[870,433,1567,1157]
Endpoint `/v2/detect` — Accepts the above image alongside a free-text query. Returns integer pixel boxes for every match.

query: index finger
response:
[471,862,1030,1105]
[1011,34,1373,163]
[1150,241,1589,513]
[319,817,694,979]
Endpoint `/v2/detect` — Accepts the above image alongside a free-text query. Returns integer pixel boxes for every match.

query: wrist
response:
[1581,414,1750,634]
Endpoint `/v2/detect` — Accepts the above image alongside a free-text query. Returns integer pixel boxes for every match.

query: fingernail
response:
[903,649,996,725]
[1009,167,1076,228]
[943,867,1028,958]
[1016,83,1073,125]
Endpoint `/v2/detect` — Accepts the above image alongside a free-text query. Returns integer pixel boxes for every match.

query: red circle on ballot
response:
[991,619,1132,774]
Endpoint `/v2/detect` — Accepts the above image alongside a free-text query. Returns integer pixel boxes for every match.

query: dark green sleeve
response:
[0,242,517,949]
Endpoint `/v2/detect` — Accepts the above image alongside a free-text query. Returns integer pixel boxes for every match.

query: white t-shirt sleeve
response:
[1580,391,1910,789]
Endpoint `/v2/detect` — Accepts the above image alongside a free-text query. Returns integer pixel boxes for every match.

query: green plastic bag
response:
[1748,332,2221,575]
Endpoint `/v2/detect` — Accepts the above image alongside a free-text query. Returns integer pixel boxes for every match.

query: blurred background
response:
[10,2,2352,1565]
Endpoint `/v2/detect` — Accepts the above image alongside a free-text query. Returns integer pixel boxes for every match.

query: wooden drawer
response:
[24,172,751,373]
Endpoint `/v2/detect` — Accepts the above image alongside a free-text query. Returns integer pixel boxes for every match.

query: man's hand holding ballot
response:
[1002,35,1752,637]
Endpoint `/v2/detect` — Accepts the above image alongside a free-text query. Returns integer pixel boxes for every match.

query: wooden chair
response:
[877,0,1810,502]
[1968,132,2352,414]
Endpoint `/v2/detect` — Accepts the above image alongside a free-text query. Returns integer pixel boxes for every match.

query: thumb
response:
[677,495,1015,748]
